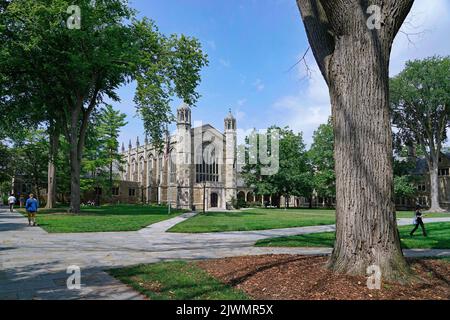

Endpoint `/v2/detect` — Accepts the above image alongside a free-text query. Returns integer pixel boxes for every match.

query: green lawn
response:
[108,261,248,300]
[168,208,450,233]
[395,211,450,219]
[256,222,450,249]
[19,204,185,233]
[168,208,336,233]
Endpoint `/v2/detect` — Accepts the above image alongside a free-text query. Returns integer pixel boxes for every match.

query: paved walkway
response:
[1,207,449,300]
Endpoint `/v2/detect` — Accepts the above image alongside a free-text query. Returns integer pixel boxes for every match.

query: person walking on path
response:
[8,193,16,212]
[25,193,39,226]
[410,205,427,237]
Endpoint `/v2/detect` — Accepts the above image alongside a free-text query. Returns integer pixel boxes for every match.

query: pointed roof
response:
[178,102,190,111]
[225,108,235,120]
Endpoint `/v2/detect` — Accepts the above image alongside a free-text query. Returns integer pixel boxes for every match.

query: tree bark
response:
[46,123,60,209]
[297,0,414,281]
[65,87,99,213]
[69,130,82,213]
[328,35,408,280]
[427,155,445,212]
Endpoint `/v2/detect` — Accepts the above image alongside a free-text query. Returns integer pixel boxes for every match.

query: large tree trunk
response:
[297,0,414,281]
[327,33,408,281]
[66,95,96,213]
[46,125,60,209]
[428,157,445,212]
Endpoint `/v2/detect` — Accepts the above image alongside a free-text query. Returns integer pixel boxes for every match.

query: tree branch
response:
[296,0,335,85]
[383,0,415,43]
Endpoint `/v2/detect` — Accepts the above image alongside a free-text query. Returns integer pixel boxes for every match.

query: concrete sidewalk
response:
[1,207,449,300]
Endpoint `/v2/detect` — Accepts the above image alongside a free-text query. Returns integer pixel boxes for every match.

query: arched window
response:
[139,156,145,183]
[196,143,219,183]
[158,154,163,184]
[169,151,177,184]
[131,158,137,182]
[147,155,153,186]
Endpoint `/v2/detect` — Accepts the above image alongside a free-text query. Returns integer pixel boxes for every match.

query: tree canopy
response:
[0,0,208,212]
[391,56,450,211]
[241,126,312,205]
[309,118,335,202]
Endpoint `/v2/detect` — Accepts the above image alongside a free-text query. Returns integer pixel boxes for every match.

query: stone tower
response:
[176,103,193,209]
[224,109,237,206]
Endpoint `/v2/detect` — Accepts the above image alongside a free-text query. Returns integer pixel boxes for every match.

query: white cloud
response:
[237,98,247,107]
[236,110,246,122]
[253,78,265,91]
[271,57,330,146]
[390,0,450,75]
[239,74,247,85]
[270,1,450,145]
[207,40,216,50]
[219,58,231,68]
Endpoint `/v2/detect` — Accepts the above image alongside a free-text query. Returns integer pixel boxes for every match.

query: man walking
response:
[410,205,427,237]
[8,193,16,212]
[25,193,39,226]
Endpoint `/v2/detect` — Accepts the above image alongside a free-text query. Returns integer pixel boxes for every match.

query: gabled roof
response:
[191,124,224,138]
[409,151,450,175]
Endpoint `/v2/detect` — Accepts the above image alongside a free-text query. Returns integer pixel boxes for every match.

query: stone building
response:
[395,150,450,210]
[118,104,242,211]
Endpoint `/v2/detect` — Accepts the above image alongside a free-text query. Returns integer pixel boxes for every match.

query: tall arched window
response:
[196,143,219,183]
[158,154,163,184]
[139,156,145,183]
[131,158,137,182]
[169,151,177,184]
[147,155,153,186]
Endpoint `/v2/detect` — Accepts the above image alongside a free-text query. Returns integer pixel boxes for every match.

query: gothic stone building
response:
[395,150,450,211]
[118,104,243,211]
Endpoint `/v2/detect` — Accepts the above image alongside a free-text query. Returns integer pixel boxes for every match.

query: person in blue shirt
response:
[25,193,39,226]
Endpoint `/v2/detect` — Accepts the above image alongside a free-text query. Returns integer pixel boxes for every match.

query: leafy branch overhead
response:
[0,0,208,212]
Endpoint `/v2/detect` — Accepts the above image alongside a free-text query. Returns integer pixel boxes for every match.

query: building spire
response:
[224,107,236,131]
[177,102,191,128]
[136,136,140,148]
[121,142,125,153]
[128,139,132,150]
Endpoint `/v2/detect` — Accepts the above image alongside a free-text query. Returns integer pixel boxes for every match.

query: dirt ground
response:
[196,255,450,300]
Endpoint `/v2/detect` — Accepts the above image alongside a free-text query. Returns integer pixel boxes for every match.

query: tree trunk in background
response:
[67,96,96,213]
[46,125,60,209]
[297,0,414,281]
[428,157,445,212]
[69,138,82,213]
[109,156,113,204]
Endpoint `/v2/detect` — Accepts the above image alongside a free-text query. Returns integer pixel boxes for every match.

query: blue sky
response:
[116,0,450,148]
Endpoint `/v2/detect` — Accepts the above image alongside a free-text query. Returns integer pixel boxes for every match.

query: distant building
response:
[395,148,450,210]
[117,104,243,211]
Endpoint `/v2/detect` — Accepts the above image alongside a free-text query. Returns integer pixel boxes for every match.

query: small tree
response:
[13,130,49,202]
[81,105,127,204]
[309,118,335,206]
[96,105,127,200]
[241,127,312,207]
[391,56,450,212]
[0,143,13,187]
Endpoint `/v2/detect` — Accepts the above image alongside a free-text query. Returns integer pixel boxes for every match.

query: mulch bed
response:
[196,255,450,300]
